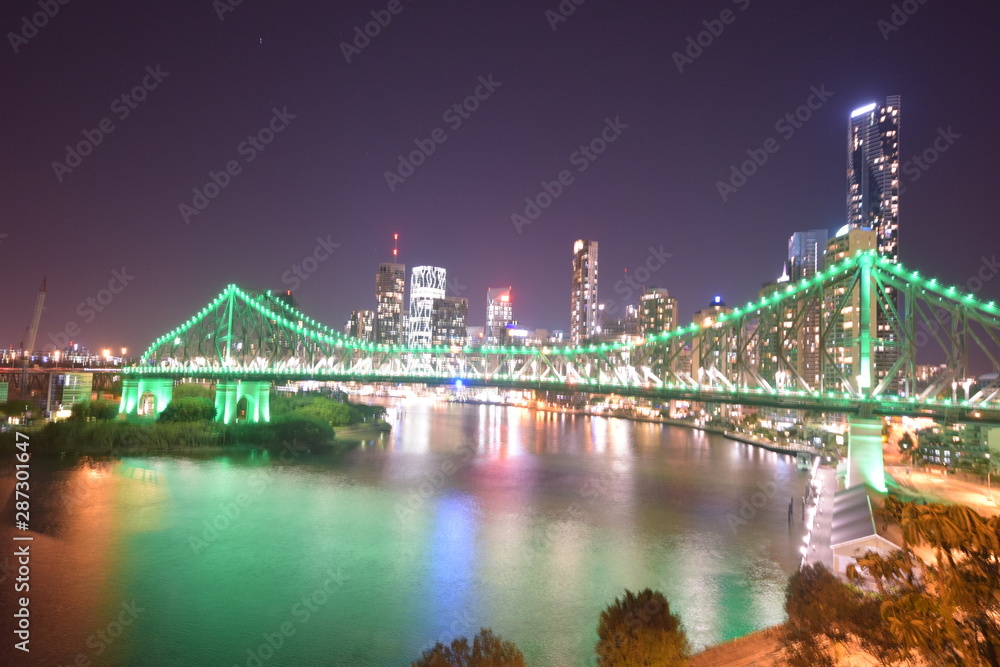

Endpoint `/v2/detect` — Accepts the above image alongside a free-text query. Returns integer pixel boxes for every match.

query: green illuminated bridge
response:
[122,250,1000,490]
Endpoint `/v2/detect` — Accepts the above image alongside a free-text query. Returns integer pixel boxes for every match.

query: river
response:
[1,400,808,666]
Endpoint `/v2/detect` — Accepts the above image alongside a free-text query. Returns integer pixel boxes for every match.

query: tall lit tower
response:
[570,239,598,345]
[848,97,901,390]
[375,234,405,345]
[408,266,447,347]
[787,230,829,387]
[848,96,900,261]
[486,287,513,345]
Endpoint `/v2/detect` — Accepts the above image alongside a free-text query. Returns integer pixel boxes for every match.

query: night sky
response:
[2,0,998,354]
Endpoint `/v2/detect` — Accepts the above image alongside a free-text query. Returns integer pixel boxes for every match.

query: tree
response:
[158,397,216,422]
[70,399,120,421]
[595,588,690,666]
[411,628,525,667]
[781,563,905,667]
[849,496,1000,667]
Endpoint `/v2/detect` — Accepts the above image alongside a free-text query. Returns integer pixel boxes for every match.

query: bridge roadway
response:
[121,366,1000,425]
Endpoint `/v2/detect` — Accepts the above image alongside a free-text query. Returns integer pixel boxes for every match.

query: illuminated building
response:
[823,227,882,392]
[431,297,468,346]
[375,262,405,345]
[349,310,375,342]
[848,97,900,260]
[787,229,829,386]
[408,266,447,347]
[639,287,677,335]
[486,286,513,345]
[849,98,901,390]
[570,239,599,344]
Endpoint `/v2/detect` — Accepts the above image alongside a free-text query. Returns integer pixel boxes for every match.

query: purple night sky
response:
[2,0,998,354]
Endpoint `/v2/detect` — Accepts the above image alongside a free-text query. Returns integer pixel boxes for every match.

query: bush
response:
[595,588,690,666]
[172,383,214,401]
[412,628,525,667]
[70,399,120,421]
[158,397,217,423]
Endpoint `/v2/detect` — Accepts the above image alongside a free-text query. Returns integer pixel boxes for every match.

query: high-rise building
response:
[849,97,901,391]
[786,229,829,386]
[431,297,468,347]
[570,239,599,345]
[823,227,879,393]
[639,287,678,336]
[691,297,734,384]
[486,287,513,345]
[349,310,375,342]
[408,266,447,347]
[848,96,900,261]
[375,262,406,345]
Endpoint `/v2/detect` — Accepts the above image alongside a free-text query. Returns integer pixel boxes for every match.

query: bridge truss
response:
[126,251,1000,424]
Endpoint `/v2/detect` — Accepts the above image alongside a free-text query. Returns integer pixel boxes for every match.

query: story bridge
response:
[121,250,1000,491]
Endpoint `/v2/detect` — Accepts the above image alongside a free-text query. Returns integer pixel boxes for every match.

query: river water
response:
[2,400,808,666]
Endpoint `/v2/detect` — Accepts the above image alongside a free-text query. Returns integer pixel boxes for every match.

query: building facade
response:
[639,287,678,336]
[486,286,513,345]
[349,310,375,342]
[570,239,599,345]
[375,262,406,345]
[431,297,468,347]
[848,96,900,260]
[408,266,447,347]
[788,229,829,386]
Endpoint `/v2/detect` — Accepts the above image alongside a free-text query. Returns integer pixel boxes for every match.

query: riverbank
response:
[1,417,388,458]
[456,399,818,459]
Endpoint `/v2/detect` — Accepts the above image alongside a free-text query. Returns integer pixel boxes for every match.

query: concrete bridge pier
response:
[214,380,271,424]
[846,416,887,492]
[119,377,174,417]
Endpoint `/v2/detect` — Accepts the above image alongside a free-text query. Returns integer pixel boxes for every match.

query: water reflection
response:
[9,400,808,665]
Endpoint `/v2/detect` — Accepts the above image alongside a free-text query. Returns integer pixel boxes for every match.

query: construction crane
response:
[20,278,46,395]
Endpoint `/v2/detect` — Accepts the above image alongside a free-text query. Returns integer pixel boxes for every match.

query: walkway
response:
[802,464,838,570]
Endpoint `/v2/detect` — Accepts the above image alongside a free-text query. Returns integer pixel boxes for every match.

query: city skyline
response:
[2,1,996,357]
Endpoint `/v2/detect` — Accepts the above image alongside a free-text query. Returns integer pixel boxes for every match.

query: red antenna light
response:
[392,233,399,257]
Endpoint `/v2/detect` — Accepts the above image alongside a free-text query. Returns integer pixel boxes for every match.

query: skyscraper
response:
[486,286,513,345]
[408,266,447,347]
[787,229,829,386]
[375,262,405,345]
[349,310,375,342]
[848,96,901,390]
[848,96,900,260]
[432,297,468,347]
[570,240,598,345]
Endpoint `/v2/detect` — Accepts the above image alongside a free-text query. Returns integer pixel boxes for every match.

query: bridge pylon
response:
[120,377,174,418]
[215,380,271,424]
[846,416,887,492]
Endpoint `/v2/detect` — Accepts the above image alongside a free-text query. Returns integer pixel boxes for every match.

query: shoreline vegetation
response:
[0,390,391,458]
